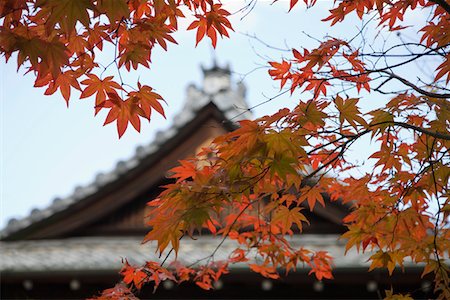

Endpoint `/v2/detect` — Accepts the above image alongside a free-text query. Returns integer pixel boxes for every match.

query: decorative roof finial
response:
[211,45,218,69]
[201,59,231,95]
[184,63,252,121]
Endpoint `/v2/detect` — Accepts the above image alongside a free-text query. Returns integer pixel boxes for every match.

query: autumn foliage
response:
[1,0,450,299]
[1,0,232,137]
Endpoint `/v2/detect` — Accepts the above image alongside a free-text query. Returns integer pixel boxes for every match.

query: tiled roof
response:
[0,235,371,273]
[1,65,252,239]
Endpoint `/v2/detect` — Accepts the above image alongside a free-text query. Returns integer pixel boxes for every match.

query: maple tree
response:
[1,0,450,299]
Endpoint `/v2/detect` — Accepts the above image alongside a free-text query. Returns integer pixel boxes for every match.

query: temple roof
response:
[1,63,252,240]
[1,235,373,274]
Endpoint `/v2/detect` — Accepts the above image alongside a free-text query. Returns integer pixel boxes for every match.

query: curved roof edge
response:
[0,235,371,273]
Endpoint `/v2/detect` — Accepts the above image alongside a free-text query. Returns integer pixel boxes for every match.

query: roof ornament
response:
[184,61,252,121]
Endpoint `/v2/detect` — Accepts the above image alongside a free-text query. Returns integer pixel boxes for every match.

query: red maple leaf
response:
[101,93,146,138]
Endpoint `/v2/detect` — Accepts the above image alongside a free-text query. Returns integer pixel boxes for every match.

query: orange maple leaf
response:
[120,262,147,290]
[187,4,233,48]
[80,74,123,114]
[128,83,166,120]
[101,93,146,138]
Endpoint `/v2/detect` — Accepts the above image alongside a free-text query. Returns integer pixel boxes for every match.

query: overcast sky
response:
[0,1,430,228]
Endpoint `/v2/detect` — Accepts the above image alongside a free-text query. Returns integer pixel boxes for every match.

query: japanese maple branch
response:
[0,6,27,19]
[430,0,450,14]
[229,88,291,121]
[160,233,185,266]
[186,201,255,268]
[426,139,450,292]
[293,44,449,89]
[304,142,349,181]
[376,121,450,141]
[380,70,450,99]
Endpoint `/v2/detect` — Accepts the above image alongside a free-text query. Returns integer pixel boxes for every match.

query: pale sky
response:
[0,1,431,228]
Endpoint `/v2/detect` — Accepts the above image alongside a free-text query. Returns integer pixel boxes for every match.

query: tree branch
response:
[430,0,450,14]
[373,121,450,141]
[380,70,450,99]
